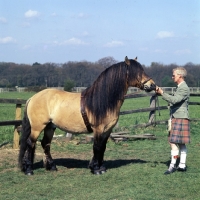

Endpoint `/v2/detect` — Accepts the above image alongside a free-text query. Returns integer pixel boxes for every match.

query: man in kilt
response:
[156,67,190,175]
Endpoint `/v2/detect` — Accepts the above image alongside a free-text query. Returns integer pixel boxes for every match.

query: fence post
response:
[148,94,156,123]
[13,103,22,149]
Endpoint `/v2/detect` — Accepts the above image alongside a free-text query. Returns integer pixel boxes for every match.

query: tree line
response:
[0,57,199,88]
[145,62,200,87]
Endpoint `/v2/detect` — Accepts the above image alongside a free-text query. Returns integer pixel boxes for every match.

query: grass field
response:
[0,91,200,200]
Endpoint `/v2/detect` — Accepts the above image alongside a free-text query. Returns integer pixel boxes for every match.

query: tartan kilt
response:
[169,118,190,144]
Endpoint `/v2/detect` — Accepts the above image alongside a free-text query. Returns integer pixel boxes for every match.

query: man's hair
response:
[173,67,187,78]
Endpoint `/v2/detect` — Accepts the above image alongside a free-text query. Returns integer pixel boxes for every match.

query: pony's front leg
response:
[89,133,109,175]
[41,123,57,171]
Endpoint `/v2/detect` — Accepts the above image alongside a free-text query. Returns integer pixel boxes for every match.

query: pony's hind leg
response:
[19,110,38,175]
[21,137,36,175]
[89,132,110,175]
[41,122,57,171]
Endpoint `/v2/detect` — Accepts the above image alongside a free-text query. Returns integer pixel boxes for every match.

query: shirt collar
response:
[177,81,185,87]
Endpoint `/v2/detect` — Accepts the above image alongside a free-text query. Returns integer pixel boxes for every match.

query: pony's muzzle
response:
[150,83,156,91]
[144,83,156,92]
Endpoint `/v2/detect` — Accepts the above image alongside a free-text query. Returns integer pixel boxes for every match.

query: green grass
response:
[0,92,200,199]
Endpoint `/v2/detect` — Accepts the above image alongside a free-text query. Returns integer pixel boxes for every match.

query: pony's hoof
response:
[100,170,106,174]
[93,170,106,175]
[100,165,106,172]
[92,168,107,175]
[23,165,34,175]
[49,166,57,171]
[25,171,34,175]
[90,164,107,175]
[49,163,57,171]
[93,171,101,175]
[44,162,57,171]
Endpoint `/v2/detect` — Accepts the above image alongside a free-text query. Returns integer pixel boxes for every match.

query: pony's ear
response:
[134,56,137,61]
[125,56,130,66]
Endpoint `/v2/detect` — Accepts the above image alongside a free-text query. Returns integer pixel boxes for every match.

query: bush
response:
[64,79,75,92]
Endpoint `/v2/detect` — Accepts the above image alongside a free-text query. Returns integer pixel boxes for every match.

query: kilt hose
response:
[168,118,190,144]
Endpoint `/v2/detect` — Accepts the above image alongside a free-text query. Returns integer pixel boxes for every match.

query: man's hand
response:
[156,86,163,95]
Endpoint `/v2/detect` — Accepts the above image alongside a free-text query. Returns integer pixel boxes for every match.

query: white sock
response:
[169,150,179,168]
[178,144,187,168]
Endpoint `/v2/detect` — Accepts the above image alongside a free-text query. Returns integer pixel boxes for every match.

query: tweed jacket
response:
[162,81,190,119]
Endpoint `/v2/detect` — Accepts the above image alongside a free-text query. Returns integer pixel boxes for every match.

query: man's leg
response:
[164,143,179,175]
[177,144,187,171]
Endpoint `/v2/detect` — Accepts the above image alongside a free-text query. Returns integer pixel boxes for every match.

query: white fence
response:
[72,87,200,94]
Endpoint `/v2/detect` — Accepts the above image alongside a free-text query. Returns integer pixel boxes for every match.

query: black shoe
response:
[164,167,176,175]
[177,166,187,172]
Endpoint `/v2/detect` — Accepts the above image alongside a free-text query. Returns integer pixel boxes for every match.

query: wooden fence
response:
[0,93,200,148]
[0,99,26,149]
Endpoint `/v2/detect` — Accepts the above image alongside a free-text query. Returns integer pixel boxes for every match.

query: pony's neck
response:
[115,84,129,111]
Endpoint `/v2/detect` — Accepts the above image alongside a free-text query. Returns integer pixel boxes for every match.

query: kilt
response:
[168,118,190,144]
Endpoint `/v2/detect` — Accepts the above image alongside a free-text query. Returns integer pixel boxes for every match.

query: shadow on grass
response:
[33,158,148,170]
[160,158,180,168]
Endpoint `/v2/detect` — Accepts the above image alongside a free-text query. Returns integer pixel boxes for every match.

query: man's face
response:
[172,70,181,84]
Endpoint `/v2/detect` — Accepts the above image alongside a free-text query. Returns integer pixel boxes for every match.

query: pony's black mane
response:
[82,59,144,125]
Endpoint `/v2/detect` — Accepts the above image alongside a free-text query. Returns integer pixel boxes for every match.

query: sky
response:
[0,0,200,66]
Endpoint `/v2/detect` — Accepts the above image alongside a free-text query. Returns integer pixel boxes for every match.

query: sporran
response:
[167,118,172,132]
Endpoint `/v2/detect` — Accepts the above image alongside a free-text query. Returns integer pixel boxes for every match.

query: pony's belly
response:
[51,111,88,134]
[55,122,88,134]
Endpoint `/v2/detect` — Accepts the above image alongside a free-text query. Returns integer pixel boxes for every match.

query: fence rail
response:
[120,101,200,115]
[0,99,26,104]
[0,120,22,126]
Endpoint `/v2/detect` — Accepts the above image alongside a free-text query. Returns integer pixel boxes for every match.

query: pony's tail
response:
[18,100,31,171]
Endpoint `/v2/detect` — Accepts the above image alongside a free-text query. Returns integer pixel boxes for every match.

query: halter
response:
[138,77,153,90]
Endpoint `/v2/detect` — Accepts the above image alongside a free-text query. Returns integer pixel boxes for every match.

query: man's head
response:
[172,67,187,84]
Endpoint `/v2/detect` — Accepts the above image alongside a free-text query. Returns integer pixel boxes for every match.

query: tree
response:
[64,79,75,92]
[32,62,41,66]
[0,78,10,87]
[161,76,176,87]
[97,57,118,68]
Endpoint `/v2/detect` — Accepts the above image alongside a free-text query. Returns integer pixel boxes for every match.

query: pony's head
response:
[125,56,156,92]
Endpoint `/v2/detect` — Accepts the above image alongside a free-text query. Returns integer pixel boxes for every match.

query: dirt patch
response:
[0,144,19,162]
[0,140,91,173]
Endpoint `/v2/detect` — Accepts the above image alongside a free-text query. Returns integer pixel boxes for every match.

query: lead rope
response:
[155,93,161,124]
